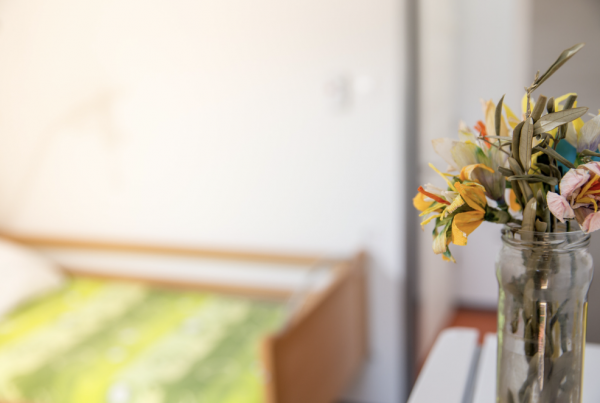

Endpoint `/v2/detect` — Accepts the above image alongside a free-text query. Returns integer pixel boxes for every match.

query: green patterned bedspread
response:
[0,277,285,403]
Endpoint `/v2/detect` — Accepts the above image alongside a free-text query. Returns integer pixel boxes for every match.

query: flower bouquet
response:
[415,43,597,402]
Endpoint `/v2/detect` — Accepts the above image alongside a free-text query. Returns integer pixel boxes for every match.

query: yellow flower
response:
[459,164,495,182]
[413,192,433,212]
[455,182,487,213]
[449,181,487,246]
[503,104,520,129]
[417,163,488,262]
[452,211,485,246]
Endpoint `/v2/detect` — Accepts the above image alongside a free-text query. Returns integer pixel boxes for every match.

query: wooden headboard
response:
[262,252,368,403]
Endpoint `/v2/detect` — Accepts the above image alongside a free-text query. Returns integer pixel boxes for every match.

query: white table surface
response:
[408,327,600,403]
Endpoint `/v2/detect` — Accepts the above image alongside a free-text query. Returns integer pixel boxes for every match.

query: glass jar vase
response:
[496,228,594,403]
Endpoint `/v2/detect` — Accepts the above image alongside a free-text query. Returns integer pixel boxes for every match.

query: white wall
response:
[529,0,600,344]
[0,1,407,402]
[453,0,533,308]
[416,0,460,363]
[531,0,600,110]
[414,0,533,360]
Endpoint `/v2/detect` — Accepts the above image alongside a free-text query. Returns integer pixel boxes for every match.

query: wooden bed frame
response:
[2,235,368,403]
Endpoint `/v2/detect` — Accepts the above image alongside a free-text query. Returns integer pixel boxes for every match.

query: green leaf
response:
[474,146,492,166]
[495,94,505,138]
[559,313,569,352]
[536,190,551,232]
[523,279,535,320]
[531,95,547,122]
[524,318,534,356]
[580,149,600,158]
[519,118,534,172]
[442,248,454,262]
[535,163,551,175]
[549,299,569,329]
[545,207,552,232]
[511,179,524,208]
[508,157,534,201]
[532,107,588,135]
[540,351,575,401]
[484,207,510,224]
[522,198,537,233]
[535,219,547,232]
[508,157,524,175]
[536,189,546,209]
[564,94,577,110]
[533,146,576,169]
[530,43,585,92]
[510,304,520,333]
[512,121,524,164]
[498,166,514,176]
[535,162,561,178]
[546,97,555,113]
[507,175,558,186]
[482,136,512,141]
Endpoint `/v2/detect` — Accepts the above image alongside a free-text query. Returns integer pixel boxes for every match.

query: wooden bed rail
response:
[0,234,331,266]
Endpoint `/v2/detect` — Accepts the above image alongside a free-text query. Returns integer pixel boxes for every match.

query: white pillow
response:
[0,238,65,318]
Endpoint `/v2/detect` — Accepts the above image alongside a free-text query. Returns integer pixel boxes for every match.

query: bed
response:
[0,235,367,403]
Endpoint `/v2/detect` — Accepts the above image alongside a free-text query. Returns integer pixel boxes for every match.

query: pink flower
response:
[582,211,600,233]
[546,192,575,223]
[559,169,589,198]
[549,162,600,233]
[580,161,600,177]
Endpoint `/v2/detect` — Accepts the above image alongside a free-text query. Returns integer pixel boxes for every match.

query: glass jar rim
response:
[501,226,590,252]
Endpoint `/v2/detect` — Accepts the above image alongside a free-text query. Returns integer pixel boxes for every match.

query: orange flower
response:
[474,120,487,137]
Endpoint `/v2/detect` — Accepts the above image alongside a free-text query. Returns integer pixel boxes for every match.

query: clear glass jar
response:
[496,228,593,403]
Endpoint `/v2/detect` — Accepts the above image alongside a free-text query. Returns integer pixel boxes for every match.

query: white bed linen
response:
[0,238,64,317]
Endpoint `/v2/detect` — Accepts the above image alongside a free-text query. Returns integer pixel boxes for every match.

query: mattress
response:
[0,277,285,403]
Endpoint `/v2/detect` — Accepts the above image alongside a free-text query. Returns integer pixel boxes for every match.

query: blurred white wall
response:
[529,0,600,343]
[0,1,407,402]
[416,0,460,363]
[415,0,532,360]
[531,0,600,110]
[453,0,532,309]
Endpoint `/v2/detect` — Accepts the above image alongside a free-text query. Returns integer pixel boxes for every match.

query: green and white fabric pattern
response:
[0,277,285,403]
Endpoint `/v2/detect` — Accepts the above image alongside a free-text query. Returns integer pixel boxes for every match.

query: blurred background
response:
[0,0,599,402]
